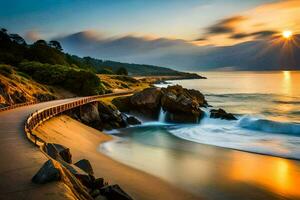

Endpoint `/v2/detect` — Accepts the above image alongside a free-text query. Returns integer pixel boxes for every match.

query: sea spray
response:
[158,107,167,122]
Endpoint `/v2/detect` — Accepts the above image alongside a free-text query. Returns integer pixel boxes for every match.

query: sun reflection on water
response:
[230,152,300,197]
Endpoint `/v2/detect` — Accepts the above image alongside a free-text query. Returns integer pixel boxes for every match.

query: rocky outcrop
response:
[0,72,57,107]
[130,87,162,118]
[80,102,101,124]
[112,85,208,123]
[127,116,141,125]
[210,108,237,120]
[32,160,61,184]
[33,144,133,200]
[160,85,207,123]
[67,101,141,130]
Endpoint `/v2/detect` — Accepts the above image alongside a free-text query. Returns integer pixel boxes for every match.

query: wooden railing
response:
[24,91,133,147]
[0,101,37,112]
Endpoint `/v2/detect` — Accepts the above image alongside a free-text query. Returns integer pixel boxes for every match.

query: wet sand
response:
[35,115,200,200]
[101,125,300,200]
[35,115,300,200]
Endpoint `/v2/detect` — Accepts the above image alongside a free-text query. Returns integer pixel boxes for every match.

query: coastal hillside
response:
[0,28,203,107]
[0,65,55,107]
[0,28,202,77]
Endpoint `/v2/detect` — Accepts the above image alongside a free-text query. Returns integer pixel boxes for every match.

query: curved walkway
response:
[0,98,82,200]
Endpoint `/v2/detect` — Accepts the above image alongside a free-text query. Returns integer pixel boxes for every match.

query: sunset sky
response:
[1,0,300,70]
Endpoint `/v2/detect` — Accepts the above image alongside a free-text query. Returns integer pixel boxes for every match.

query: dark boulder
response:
[43,143,72,164]
[32,160,61,184]
[126,116,141,125]
[98,101,127,129]
[62,162,95,188]
[160,85,206,123]
[80,102,101,124]
[74,159,94,176]
[210,108,237,120]
[100,184,133,200]
[130,87,161,118]
[93,178,105,189]
[112,96,132,112]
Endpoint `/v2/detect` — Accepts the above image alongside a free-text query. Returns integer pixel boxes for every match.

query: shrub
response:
[18,61,103,96]
[115,67,128,75]
[0,64,13,76]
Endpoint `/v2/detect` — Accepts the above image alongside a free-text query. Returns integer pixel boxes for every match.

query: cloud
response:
[25,31,41,42]
[56,30,199,62]
[230,30,277,39]
[206,16,246,34]
[197,0,300,45]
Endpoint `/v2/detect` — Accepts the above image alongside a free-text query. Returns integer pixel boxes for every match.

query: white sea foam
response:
[170,113,300,159]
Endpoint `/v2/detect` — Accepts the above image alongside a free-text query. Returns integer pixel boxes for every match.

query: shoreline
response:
[99,124,300,200]
[35,115,201,200]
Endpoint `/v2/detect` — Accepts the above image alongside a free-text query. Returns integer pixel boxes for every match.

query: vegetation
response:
[115,67,128,75]
[0,64,13,76]
[18,61,102,95]
[0,28,201,98]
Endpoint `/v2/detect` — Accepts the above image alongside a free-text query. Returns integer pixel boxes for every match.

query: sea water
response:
[100,71,300,200]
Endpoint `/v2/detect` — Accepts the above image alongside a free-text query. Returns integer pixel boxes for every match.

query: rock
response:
[98,101,127,129]
[112,96,132,112]
[160,85,206,123]
[43,143,72,163]
[62,162,94,188]
[90,189,101,198]
[74,159,94,175]
[210,108,237,120]
[80,102,101,124]
[32,160,61,184]
[93,178,105,189]
[126,116,141,125]
[59,148,72,164]
[11,90,26,103]
[130,87,162,118]
[100,185,133,200]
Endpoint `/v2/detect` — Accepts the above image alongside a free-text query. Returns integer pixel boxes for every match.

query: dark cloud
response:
[207,16,246,34]
[229,30,277,39]
[229,33,250,39]
[250,30,278,38]
[194,37,207,41]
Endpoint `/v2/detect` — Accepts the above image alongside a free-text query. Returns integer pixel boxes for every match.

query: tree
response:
[49,40,63,51]
[33,40,48,46]
[0,28,7,34]
[9,34,27,45]
[115,67,128,75]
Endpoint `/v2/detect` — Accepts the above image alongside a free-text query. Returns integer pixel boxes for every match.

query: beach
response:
[35,115,200,200]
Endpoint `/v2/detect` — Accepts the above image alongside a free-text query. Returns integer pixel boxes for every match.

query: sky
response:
[1,0,300,70]
[1,0,280,42]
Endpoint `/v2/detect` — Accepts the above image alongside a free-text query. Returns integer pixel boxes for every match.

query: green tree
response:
[49,40,63,51]
[115,67,128,75]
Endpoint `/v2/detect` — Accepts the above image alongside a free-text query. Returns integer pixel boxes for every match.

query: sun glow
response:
[282,31,293,39]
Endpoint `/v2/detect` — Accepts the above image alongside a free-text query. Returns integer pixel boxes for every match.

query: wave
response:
[167,113,300,159]
[238,116,300,135]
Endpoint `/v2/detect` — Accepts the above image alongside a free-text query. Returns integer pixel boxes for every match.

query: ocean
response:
[100,71,300,200]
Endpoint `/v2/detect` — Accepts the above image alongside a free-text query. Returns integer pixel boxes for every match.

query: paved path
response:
[0,98,82,200]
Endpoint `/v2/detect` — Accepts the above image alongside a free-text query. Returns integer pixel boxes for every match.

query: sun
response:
[282,30,293,39]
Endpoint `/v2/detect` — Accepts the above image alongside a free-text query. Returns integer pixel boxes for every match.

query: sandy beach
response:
[35,115,200,200]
